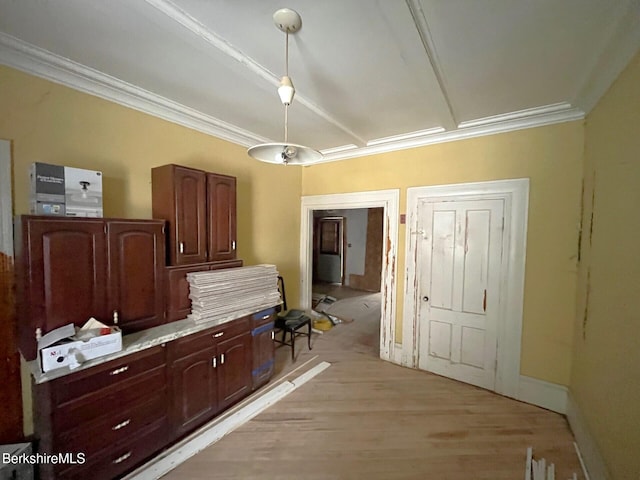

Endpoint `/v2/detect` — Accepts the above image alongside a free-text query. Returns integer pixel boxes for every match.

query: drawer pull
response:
[110,366,129,376]
[213,332,224,338]
[261,314,271,320]
[112,451,132,464]
[112,419,131,431]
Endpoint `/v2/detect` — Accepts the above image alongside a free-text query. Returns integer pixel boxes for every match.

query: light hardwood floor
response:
[161,305,583,480]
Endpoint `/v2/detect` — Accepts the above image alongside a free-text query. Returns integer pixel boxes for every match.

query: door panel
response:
[430,210,455,309]
[206,173,237,262]
[418,199,504,390]
[176,170,207,264]
[107,221,165,332]
[21,218,108,360]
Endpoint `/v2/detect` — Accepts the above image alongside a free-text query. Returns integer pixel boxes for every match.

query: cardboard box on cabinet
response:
[38,323,122,373]
[30,162,103,217]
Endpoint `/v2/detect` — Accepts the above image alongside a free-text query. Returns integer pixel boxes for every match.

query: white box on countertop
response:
[39,325,122,373]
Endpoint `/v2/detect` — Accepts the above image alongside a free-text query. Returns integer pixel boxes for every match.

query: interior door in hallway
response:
[417,198,504,391]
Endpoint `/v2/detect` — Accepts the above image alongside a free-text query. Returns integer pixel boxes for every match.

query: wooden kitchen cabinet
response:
[34,346,169,480]
[152,164,207,266]
[152,164,237,266]
[165,259,243,322]
[15,216,108,360]
[14,216,166,360]
[251,308,276,390]
[168,317,252,439]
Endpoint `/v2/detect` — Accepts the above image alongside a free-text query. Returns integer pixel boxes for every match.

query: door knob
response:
[423,296,429,302]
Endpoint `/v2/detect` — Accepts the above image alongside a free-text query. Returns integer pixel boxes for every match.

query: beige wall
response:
[302,122,584,386]
[572,51,640,479]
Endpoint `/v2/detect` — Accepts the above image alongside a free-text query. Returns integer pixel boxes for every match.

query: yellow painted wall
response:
[0,65,302,286]
[571,51,640,479]
[302,122,584,385]
[0,65,303,433]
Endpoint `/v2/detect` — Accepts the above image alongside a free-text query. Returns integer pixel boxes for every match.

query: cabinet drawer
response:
[252,307,276,327]
[57,418,168,480]
[52,346,166,407]
[57,390,167,458]
[169,317,250,360]
[54,364,166,431]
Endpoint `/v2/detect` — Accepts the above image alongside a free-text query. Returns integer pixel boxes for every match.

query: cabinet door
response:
[216,330,252,412]
[251,309,276,390]
[17,216,107,360]
[170,345,218,437]
[152,165,207,266]
[206,173,237,262]
[107,221,165,332]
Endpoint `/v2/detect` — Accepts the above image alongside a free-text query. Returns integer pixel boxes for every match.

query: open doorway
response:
[300,190,400,363]
[312,208,383,293]
[311,208,384,355]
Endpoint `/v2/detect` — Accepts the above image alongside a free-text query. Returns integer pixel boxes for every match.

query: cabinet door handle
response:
[112,419,131,431]
[110,366,129,376]
[220,353,225,365]
[179,242,185,253]
[112,451,132,464]
[212,357,217,368]
[271,331,275,340]
[213,332,224,338]
[232,241,236,250]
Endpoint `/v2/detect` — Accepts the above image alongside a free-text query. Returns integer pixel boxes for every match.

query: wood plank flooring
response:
[161,302,583,479]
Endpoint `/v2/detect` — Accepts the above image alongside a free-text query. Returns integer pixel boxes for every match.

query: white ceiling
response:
[0,0,639,163]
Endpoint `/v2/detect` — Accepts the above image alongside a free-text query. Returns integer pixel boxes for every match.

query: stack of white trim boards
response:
[187,264,280,323]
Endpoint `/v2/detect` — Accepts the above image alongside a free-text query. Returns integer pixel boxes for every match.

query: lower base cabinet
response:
[34,314,271,480]
[251,308,276,390]
[169,317,252,440]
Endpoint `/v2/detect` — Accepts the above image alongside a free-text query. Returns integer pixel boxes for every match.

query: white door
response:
[417,198,504,390]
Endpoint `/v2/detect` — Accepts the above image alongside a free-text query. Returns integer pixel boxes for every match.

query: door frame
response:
[403,179,529,398]
[300,190,399,362]
[0,140,12,256]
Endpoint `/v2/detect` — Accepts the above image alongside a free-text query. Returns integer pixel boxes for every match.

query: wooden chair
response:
[274,276,312,361]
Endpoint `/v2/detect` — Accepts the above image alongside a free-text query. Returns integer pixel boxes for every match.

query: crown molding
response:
[0,31,587,166]
[316,103,584,164]
[0,32,266,147]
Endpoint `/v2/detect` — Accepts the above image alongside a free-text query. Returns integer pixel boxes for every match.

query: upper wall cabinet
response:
[14,216,166,360]
[152,164,207,265]
[152,164,237,266]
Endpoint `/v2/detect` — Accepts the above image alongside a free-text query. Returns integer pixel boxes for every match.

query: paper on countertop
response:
[74,317,110,341]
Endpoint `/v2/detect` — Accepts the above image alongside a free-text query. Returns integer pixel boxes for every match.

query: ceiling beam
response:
[405,0,458,130]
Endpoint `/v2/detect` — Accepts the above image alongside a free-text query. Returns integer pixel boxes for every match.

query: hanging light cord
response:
[283,29,289,143]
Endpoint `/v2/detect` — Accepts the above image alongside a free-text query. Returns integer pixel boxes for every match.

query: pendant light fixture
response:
[247,8,323,165]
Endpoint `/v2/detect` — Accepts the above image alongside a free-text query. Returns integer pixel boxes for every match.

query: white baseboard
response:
[566,391,611,480]
[517,375,568,414]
